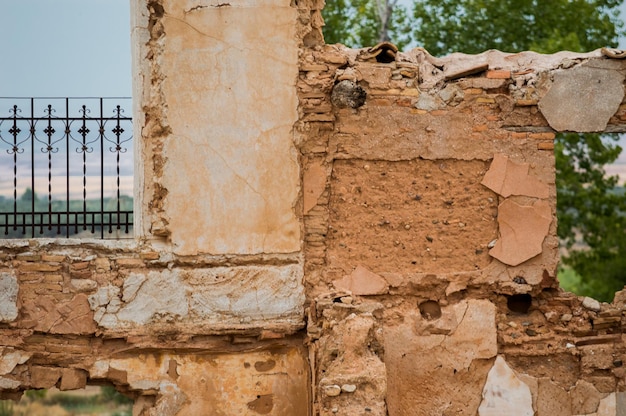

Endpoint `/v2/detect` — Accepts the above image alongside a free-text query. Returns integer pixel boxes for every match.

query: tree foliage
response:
[322,0,412,49]
[412,0,623,56]
[556,133,626,301]
[322,0,626,301]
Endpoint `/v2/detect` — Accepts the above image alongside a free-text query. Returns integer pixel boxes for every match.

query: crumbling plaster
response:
[3,1,626,415]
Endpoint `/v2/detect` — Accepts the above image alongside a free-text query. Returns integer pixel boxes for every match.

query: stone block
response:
[59,368,87,391]
[538,63,625,132]
[0,272,18,322]
[30,366,61,389]
[91,265,304,332]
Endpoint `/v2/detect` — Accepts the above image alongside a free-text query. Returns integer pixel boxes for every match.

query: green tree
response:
[556,133,626,301]
[411,0,626,301]
[322,0,412,49]
[322,0,626,301]
[412,0,623,56]
[19,187,37,203]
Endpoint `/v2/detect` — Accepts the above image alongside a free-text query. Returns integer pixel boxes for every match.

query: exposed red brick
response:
[486,70,511,79]
[529,132,556,140]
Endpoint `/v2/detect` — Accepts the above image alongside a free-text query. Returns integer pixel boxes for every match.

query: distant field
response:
[0,386,132,416]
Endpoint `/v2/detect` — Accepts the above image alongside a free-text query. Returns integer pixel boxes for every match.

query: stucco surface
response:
[98,346,309,416]
[159,0,301,255]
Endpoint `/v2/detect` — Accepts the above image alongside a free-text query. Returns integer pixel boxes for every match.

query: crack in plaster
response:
[179,134,268,204]
[162,15,295,67]
[183,5,209,14]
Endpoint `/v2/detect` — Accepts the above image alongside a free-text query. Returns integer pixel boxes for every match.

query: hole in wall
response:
[419,300,442,320]
[507,294,532,314]
[374,44,397,63]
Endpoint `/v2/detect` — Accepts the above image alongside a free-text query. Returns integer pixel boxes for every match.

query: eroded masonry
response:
[2,0,626,415]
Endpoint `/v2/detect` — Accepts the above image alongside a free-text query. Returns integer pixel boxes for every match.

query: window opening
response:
[0,385,133,416]
[0,0,133,239]
[0,97,133,239]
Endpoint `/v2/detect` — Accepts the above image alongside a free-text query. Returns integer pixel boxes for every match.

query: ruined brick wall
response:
[2,1,626,415]
[299,45,626,415]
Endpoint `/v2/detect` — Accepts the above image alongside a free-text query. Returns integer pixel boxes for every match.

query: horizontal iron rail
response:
[0,97,134,239]
[1,211,132,236]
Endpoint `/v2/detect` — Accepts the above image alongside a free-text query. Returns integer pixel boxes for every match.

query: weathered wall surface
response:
[298,45,626,415]
[0,0,324,414]
[2,0,626,415]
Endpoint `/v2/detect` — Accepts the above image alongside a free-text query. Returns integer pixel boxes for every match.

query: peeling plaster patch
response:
[490,199,551,266]
[481,154,549,198]
[537,378,571,416]
[332,265,389,296]
[303,160,326,214]
[479,356,533,416]
[385,299,496,415]
[570,391,616,416]
[145,381,187,416]
[441,300,497,368]
[0,272,18,322]
[538,63,625,132]
[570,380,605,415]
[593,392,616,416]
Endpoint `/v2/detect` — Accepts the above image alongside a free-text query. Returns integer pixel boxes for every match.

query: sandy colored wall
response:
[2,0,626,415]
[299,44,626,415]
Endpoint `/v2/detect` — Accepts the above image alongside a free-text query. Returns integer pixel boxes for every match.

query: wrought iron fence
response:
[0,97,133,239]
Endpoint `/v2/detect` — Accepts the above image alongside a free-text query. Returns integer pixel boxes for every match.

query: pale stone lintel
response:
[88,264,305,334]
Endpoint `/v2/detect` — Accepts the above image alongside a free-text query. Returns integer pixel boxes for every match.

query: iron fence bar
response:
[114,104,123,234]
[65,98,70,237]
[30,98,35,238]
[0,97,133,239]
[100,98,104,239]
[9,106,19,234]
[44,104,55,233]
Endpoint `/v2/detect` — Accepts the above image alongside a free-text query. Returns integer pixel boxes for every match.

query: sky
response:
[0,0,133,200]
[0,0,625,97]
[0,0,626,195]
[0,0,132,97]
